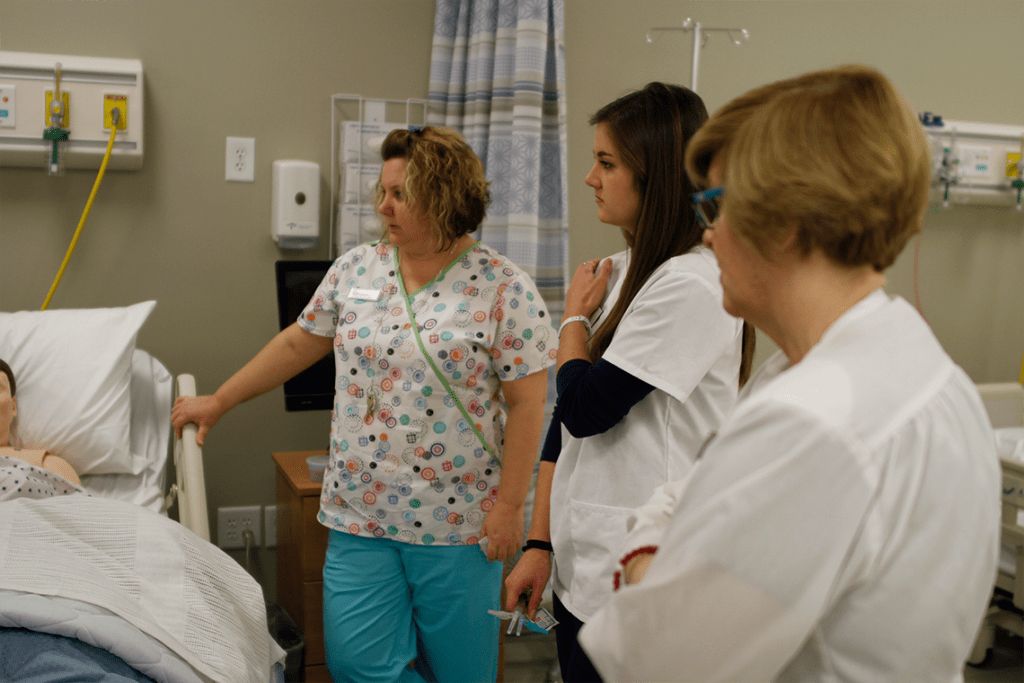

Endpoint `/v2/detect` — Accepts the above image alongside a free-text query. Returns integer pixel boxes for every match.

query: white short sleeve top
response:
[580,290,1002,683]
[550,245,743,620]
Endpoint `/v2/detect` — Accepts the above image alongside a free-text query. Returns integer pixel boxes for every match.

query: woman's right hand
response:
[172,395,226,446]
[564,258,613,319]
[504,548,552,620]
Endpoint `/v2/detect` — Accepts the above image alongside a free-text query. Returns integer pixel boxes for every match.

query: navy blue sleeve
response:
[539,400,563,464]
[558,358,655,438]
[541,358,656,463]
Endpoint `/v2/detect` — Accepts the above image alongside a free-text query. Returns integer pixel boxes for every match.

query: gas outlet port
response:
[104,93,127,131]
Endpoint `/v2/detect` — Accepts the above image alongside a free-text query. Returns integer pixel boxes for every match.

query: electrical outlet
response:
[226,136,255,182]
[265,505,277,548]
[218,505,262,549]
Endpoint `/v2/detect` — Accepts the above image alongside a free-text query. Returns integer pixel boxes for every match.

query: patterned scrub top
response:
[299,241,557,545]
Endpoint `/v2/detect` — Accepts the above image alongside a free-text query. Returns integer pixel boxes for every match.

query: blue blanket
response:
[0,628,158,683]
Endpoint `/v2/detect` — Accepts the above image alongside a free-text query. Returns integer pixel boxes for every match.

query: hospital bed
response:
[0,301,286,683]
[968,382,1024,666]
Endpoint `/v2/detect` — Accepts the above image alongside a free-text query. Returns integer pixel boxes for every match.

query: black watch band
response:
[522,539,553,553]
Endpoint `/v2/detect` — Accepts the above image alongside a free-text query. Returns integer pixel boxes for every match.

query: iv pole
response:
[646,18,749,93]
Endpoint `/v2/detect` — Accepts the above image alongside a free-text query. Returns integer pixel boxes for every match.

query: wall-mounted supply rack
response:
[330,95,426,257]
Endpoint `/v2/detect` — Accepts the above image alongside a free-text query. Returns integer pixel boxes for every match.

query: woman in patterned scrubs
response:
[173,127,554,683]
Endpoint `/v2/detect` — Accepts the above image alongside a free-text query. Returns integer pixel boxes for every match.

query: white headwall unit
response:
[0,51,143,170]
[925,119,1024,209]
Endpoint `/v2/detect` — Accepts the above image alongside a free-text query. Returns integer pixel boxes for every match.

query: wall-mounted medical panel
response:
[0,51,143,171]
[925,119,1024,210]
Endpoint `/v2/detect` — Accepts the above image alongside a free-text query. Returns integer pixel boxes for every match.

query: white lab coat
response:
[549,246,743,622]
[579,290,1001,683]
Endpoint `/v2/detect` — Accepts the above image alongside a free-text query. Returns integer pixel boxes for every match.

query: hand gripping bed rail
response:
[173,374,210,542]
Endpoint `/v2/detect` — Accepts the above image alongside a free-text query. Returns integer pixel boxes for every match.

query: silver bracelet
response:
[559,315,592,337]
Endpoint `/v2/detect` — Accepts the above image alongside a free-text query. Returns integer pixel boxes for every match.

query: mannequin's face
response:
[0,372,16,447]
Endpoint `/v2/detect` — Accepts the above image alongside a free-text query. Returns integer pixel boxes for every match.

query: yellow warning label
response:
[44,91,70,127]
[1008,153,1022,178]
[103,94,128,131]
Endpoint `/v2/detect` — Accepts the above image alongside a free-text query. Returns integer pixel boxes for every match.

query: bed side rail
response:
[1000,458,1024,609]
[976,382,1024,429]
[172,374,211,542]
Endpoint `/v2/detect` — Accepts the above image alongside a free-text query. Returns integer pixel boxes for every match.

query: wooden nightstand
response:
[273,450,330,682]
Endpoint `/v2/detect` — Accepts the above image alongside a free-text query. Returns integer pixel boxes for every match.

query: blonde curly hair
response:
[375,127,490,251]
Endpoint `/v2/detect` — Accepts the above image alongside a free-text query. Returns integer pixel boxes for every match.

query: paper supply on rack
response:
[342,163,382,205]
[337,204,381,253]
[340,121,408,165]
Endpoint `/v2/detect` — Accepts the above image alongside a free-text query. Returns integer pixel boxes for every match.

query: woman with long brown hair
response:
[505,82,753,682]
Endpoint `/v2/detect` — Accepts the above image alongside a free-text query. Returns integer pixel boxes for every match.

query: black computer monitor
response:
[274,260,336,411]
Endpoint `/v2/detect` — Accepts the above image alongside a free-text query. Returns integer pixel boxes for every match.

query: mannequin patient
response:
[0,358,81,486]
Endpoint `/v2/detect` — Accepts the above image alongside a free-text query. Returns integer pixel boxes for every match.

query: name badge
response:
[348,287,383,301]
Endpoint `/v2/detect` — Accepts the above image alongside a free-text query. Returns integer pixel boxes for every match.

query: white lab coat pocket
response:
[567,498,633,621]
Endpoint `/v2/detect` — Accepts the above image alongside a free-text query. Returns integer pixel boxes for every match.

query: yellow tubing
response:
[41,121,118,310]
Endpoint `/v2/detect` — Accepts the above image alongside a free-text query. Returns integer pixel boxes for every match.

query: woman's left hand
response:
[623,552,654,585]
[565,258,613,319]
[479,500,524,562]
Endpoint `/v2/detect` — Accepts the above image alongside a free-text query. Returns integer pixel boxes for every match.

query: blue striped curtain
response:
[428,0,569,324]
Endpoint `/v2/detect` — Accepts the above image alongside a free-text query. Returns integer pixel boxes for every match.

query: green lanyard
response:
[396,247,500,462]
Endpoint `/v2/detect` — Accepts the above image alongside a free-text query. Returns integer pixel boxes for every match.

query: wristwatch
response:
[522,539,554,553]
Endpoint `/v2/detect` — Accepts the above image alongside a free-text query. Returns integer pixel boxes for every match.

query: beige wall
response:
[1,1,1021,598]
[564,0,1024,378]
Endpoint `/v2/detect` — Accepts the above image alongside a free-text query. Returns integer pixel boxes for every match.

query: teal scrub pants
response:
[323,530,502,683]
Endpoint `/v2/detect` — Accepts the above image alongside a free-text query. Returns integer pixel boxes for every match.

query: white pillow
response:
[0,301,156,475]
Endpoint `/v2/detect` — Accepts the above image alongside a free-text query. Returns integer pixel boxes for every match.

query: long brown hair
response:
[588,83,755,387]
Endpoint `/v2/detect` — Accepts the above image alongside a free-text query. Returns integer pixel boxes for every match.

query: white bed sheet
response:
[996,427,1024,464]
[0,494,286,683]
